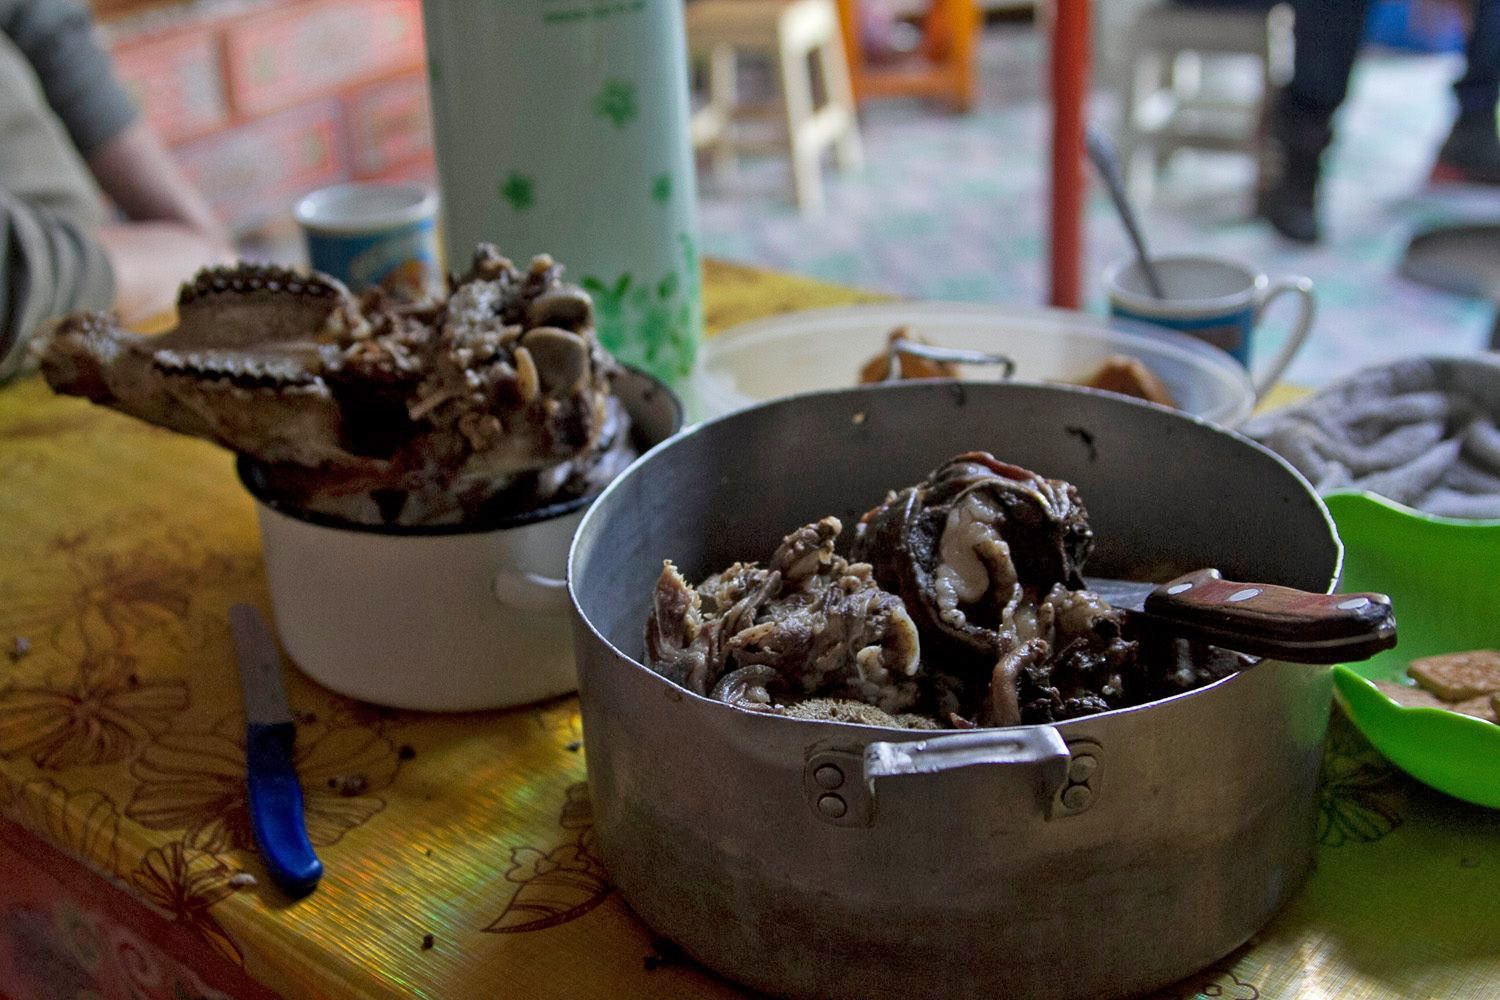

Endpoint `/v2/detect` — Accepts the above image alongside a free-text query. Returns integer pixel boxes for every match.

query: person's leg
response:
[1284,0,1370,114]
[1436,0,1500,181]
[1454,0,1500,118]
[1257,0,1372,242]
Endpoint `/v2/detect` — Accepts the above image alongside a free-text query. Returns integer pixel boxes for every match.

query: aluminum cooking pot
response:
[568,381,1342,1000]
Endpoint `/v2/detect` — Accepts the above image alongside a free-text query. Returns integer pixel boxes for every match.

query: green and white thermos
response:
[422,0,703,383]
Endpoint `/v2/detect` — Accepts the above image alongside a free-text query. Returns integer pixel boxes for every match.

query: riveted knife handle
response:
[246,722,323,898]
[1142,569,1397,664]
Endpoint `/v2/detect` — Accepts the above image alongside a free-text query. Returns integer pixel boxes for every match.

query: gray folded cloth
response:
[1243,355,1500,519]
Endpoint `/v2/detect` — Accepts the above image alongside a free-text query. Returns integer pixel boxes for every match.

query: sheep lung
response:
[851,451,1093,662]
[851,452,1133,725]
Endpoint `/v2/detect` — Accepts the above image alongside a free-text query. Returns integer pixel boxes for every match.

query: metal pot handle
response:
[805,727,1102,827]
[492,570,571,614]
[884,338,1017,381]
[866,726,1069,779]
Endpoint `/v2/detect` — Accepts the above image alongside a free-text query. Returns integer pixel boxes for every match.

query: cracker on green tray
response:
[1407,650,1500,702]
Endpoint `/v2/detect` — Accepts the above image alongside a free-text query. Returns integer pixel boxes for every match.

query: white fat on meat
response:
[932,491,1089,645]
[933,491,1008,624]
[933,491,1034,630]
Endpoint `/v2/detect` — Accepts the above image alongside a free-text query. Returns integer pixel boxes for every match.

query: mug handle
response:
[1251,275,1316,401]
[493,570,571,615]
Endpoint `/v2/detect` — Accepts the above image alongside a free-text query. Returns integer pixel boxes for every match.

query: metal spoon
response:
[1085,127,1167,299]
[883,338,1015,381]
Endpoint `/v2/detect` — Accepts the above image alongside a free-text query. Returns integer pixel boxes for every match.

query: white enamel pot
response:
[240,369,681,712]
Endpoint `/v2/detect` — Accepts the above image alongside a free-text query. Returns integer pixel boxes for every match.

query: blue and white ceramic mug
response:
[294,183,442,301]
[1104,254,1315,400]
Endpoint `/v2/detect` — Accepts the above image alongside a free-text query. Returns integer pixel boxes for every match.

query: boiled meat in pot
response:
[645,453,1237,729]
[646,516,929,725]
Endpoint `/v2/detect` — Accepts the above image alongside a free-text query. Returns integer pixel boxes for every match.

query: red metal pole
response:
[1049,0,1090,309]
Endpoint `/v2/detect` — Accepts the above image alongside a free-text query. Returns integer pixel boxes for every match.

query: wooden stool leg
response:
[777,28,824,214]
[708,43,739,178]
[818,22,864,172]
[1152,52,1177,177]
[1122,45,1161,206]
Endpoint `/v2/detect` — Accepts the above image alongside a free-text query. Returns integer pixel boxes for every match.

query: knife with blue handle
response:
[230,603,323,898]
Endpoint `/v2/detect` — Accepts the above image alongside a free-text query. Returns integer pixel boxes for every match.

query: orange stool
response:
[835,0,981,112]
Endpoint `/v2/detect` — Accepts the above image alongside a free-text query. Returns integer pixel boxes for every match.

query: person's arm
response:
[1,0,234,365]
[87,119,228,241]
[0,186,113,380]
[0,190,233,382]
[2,0,230,237]
[86,121,237,320]
[0,0,137,160]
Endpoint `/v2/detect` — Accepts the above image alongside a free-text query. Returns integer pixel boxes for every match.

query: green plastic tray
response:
[1325,490,1500,809]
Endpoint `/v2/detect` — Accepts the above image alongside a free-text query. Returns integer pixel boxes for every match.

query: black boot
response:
[1434,111,1500,184]
[1255,92,1332,244]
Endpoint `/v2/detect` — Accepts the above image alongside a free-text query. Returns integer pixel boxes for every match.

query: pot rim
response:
[235,364,683,538]
[568,378,1344,736]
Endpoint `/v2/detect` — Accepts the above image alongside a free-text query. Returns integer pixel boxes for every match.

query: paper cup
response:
[294,183,441,300]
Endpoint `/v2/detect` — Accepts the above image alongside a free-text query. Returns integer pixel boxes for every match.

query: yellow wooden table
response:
[0,262,1496,1000]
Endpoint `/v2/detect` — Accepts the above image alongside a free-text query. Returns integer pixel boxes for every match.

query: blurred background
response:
[89,0,1497,386]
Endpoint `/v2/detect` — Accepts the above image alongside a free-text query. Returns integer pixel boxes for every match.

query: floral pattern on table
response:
[1318,709,1405,848]
[0,516,260,774]
[485,781,611,934]
[42,520,259,662]
[131,841,248,967]
[128,723,401,852]
[0,668,189,771]
[0,418,411,994]
[1150,966,1261,1000]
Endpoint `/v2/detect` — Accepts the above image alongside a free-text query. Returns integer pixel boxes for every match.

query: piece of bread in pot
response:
[1079,355,1177,408]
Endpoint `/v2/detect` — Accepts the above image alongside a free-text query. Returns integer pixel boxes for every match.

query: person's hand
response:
[96,221,236,326]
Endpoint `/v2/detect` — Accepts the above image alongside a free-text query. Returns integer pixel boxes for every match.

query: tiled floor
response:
[694,24,1500,387]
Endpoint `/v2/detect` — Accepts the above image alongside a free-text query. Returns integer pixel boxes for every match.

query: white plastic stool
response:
[687,0,864,214]
[1117,1,1294,202]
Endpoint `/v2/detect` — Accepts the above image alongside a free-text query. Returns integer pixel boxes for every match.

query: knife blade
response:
[230,603,323,898]
[1083,568,1397,664]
